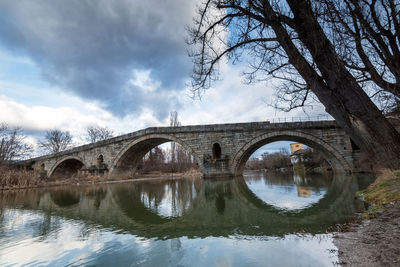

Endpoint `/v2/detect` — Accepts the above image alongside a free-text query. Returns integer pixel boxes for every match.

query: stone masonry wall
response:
[22,120,356,178]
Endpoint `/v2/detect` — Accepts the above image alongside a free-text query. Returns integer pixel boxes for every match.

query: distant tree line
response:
[246,148,328,172]
[246,149,292,171]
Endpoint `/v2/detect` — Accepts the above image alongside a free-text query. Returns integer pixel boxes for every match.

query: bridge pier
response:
[201,157,233,178]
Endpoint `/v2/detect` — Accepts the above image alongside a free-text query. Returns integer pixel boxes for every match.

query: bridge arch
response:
[49,156,87,179]
[109,134,201,178]
[232,130,352,175]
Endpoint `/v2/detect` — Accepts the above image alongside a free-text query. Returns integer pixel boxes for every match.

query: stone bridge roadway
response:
[21,120,360,178]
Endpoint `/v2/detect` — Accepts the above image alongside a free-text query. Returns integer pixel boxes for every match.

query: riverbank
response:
[334,170,400,266]
[0,167,202,191]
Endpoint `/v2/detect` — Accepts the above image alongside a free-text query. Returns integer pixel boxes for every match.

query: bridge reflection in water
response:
[0,172,376,266]
[0,172,372,239]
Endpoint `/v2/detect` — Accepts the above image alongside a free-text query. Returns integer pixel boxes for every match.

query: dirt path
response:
[333,204,400,266]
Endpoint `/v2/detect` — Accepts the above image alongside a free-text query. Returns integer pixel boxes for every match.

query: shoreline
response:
[333,170,400,266]
[333,203,400,266]
[3,167,399,266]
[0,170,202,191]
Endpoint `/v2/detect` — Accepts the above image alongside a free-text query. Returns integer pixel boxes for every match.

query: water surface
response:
[0,171,373,266]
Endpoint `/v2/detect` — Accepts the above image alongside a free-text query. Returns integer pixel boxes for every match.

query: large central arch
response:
[232,130,352,175]
[109,134,201,178]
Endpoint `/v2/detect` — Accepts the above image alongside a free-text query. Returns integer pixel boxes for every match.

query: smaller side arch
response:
[232,130,352,175]
[49,156,87,179]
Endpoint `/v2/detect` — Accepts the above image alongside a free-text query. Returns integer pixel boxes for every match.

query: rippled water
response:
[0,171,373,266]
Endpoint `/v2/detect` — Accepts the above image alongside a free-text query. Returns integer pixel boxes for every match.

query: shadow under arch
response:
[109,134,201,178]
[232,131,352,175]
[109,183,172,225]
[49,156,87,179]
[49,189,81,207]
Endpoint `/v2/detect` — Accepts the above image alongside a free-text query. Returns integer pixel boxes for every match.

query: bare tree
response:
[86,126,114,143]
[39,129,72,153]
[139,147,166,173]
[246,149,291,170]
[169,111,181,171]
[320,0,400,96]
[187,0,400,169]
[319,0,400,112]
[0,123,32,164]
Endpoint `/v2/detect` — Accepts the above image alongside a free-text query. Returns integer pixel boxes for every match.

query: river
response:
[0,171,374,266]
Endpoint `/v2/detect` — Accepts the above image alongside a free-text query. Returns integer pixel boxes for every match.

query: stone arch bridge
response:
[21,120,360,178]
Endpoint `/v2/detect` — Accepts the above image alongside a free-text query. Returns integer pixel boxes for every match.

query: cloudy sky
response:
[0,0,328,156]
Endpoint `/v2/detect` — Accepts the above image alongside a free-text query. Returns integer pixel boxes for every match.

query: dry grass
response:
[0,167,110,190]
[0,167,203,191]
[180,169,203,179]
[45,173,110,187]
[136,169,203,179]
[359,169,400,217]
[0,167,39,190]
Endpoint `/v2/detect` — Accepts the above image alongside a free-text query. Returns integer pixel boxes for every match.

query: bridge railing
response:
[267,115,332,123]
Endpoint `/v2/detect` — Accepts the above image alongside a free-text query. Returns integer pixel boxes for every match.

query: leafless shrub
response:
[246,149,291,171]
[0,166,38,190]
[0,123,32,165]
[39,129,72,154]
[86,126,114,143]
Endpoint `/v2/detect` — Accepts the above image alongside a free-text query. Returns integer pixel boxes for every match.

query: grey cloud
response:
[0,0,195,117]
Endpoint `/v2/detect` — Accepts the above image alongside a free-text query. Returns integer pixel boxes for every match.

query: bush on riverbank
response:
[359,169,400,217]
[0,166,202,191]
[0,166,109,190]
[0,167,39,190]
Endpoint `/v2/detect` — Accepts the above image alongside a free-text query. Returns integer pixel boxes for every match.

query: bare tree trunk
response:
[188,0,400,169]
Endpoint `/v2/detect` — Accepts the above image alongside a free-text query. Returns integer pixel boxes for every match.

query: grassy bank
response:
[334,170,400,266]
[359,169,400,217]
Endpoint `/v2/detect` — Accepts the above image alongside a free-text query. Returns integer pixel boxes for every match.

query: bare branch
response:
[0,124,32,164]
[39,129,72,153]
[86,126,114,143]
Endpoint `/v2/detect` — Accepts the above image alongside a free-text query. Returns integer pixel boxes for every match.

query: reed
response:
[0,167,39,190]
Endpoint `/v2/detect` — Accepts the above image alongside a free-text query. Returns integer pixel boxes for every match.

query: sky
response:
[0,0,328,157]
